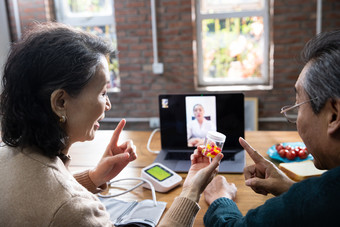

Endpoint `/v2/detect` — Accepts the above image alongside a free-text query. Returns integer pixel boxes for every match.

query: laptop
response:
[153,93,246,173]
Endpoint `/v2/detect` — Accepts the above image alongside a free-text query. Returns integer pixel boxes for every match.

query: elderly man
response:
[203,30,340,226]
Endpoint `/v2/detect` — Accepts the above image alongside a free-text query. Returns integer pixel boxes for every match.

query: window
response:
[195,0,271,90]
[54,0,120,92]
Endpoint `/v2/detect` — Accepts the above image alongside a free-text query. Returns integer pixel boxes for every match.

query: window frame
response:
[53,0,120,92]
[53,0,115,27]
[194,0,272,91]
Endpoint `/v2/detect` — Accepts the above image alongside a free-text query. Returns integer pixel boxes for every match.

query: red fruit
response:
[276,143,284,151]
[278,149,286,158]
[286,150,297,160]
[298,149,308,159]
[286,145,292,151]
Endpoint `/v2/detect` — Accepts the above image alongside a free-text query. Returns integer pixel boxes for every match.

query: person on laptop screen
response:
[187,102,216,147]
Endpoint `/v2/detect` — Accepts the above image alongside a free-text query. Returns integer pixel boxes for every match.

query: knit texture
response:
[204,166,340,226]
[158,196,200,227]
[0,145,112,226]
[0,145,196,226]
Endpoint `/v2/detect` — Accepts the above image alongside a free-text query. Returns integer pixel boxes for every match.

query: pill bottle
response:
[202,131,226,158]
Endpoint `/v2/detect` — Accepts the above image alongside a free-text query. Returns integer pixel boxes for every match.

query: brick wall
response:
[250,0,319,131]
[110,0,340,131]
[6,0,54,40]
[4,0,340,131]
[254,0,340,131]
[110,0,196,130]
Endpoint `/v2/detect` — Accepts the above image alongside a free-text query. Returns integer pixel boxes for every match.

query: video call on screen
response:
[159,93,244,151]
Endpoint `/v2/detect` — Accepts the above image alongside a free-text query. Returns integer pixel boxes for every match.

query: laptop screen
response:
[159,93,244,152]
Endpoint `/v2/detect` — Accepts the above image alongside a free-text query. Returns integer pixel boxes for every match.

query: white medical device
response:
[141,162,182,193]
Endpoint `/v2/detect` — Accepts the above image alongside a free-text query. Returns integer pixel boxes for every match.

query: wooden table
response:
[68,130,302,226]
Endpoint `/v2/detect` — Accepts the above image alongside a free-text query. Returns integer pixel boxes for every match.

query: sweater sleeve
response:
[158,197,200,227]
[204,192,299,226]
[204,197,243,226]
[204,168,340,227]
[50,196,113,227]
[73,170,107,194]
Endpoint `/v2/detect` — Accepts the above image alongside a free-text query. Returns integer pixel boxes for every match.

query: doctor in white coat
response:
[187,104,216,147]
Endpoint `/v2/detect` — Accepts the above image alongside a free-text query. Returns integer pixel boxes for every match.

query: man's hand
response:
[240,137,294,196]
[204,175,237,205]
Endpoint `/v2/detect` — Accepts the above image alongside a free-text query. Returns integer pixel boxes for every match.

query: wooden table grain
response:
[68,130,302,226]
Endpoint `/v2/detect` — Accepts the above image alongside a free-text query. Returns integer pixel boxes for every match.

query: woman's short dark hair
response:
[0,22,114,157]
[301,30,340,114]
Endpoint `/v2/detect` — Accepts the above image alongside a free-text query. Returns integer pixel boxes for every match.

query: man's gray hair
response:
[301,30,340,114]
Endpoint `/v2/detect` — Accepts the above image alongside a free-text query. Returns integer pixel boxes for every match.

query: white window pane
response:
[76,25,120,91]
[201,16,265,83]
[64,0,113,17]
[200,0,264,14]
[54,0,120,91]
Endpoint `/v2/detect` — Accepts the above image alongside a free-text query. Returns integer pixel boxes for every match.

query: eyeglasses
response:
[280,97,318,123]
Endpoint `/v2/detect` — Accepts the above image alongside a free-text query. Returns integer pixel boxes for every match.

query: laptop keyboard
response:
[165,152,192,160]
[165,152,239,161]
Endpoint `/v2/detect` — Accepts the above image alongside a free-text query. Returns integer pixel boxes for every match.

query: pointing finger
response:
[110,119,126,146]
[239,137,264,163]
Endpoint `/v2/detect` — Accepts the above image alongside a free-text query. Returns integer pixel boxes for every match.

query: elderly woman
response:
[0,22,222,226]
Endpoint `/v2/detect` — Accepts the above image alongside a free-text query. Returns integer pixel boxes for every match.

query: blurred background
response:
[0,0,339,131]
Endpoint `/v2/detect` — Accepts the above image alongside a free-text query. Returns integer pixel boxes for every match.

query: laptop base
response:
[153,150,246,173]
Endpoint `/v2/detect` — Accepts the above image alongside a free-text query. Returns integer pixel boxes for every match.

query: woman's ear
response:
[327,99,340,135]
[50,89,67,117]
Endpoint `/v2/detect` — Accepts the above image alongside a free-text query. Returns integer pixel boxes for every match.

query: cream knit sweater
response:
[0,145,200,226]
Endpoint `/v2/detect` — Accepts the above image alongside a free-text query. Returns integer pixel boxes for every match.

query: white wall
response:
[0,1,11,81]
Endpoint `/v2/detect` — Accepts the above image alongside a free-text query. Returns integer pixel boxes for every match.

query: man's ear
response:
[327,99,340,135]
[50,89,67,118]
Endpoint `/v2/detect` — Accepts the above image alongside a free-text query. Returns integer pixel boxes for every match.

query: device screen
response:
[145,165,173,181]
[159,93,244,151]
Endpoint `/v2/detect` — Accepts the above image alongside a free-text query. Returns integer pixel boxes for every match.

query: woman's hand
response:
[179,146,223,203]
[89,119,137,187]
[240,137,294,196]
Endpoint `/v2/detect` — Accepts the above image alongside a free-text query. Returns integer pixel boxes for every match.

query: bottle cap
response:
[207,131,226,142]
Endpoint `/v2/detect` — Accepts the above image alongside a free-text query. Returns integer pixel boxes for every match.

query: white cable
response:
[147,128,160,154]
[98,177,157,206]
